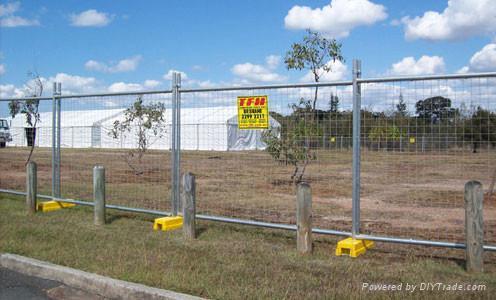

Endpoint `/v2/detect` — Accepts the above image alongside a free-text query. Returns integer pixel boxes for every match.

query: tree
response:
[262,99,317,185]
[329,93,340,113]
[396,93,407,116]
[285,29,344,111]
[110,96,166,175]
[463,107,496,153]
[8,72,43,165]
[415,96,455,123]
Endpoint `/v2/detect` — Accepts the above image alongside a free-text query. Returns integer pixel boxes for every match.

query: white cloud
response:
[231,55,287,83]
[265,55,281,70]
[0,73,98,97]
[1,15,39,27]
[389,56,445,76]
[85,55,142,73]
[197,80,215,88]
[163,69,188,81]
[0,2,20,17]
[49,73,99,94]
[0,64,5,76]
[402,0,496,41]
[0,2,39,27]
[0,84,24,98]
[144,79,160,88]
[300,60,348,82]
[232,63,286,83]
[459,44,496,73]
[70,9,112,27]
[284,0,387,38]
[107,82,143,93]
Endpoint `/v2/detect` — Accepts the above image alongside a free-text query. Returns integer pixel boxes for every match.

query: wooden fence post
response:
[182,172,196,239]
[465,180,484,272]
[93,165,106,226]
[26,161,37,215]
[297,182,312,254]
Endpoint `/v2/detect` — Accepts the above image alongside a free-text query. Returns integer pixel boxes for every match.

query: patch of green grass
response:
[0,194,494,299]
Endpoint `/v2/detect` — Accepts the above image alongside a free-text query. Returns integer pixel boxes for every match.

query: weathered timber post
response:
[465,181,484,272]
[182,172,196,239]
[296,182,312,254]
[26,161,37,215]
[93,166,106,226]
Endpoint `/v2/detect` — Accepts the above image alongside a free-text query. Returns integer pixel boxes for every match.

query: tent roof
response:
[8,109,124,128]
[6,106,279,127]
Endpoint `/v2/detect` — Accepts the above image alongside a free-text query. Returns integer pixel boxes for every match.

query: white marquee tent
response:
[6,106,280,151]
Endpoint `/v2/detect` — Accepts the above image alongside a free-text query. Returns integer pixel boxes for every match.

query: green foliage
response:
[263,99,317,184]
[415,96,456,122]
[8,73,43,165]
[396,93,407,116]
[368,125,404,142]
[110,96,166,175]
[463,107,496,153]
[329,93,340,113]
[285,29,344,111]
[285,30,343,78]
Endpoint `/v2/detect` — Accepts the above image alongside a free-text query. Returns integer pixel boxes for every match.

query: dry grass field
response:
[1,194,495,299]
[1,146,495,252]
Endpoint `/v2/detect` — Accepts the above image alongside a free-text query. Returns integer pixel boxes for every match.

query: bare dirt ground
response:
[1,146,495,249]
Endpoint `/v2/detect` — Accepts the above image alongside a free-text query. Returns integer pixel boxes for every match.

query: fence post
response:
[51,82,61,198]
[296,182,312,254]
[351,59,362,237]
[26,161,37,215]
[171,74,178,215]
[182,172,196,239]
[464,181,484,272]
[171,72,182,216]
[51,82,57,197]
[93,166,106,226]
[56,83,61,196]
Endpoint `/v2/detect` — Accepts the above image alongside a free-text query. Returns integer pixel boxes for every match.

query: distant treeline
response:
[270,96,496,153]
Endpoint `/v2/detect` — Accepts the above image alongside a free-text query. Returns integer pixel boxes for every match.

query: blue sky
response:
[1,0,496,97]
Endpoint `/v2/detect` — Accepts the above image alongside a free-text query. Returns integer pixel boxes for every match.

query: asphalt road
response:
[0,267,106,300]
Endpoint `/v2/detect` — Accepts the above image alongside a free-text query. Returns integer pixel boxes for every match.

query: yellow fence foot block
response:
[153,216,183,232]
[37,201,76,213]
[335,238,374,258]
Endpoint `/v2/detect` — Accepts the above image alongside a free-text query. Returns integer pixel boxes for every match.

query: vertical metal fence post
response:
[171,74,178,215]
[55,83,61,197]
[51,82,57,198]
[352,59,362,238]
[176,73,181,213]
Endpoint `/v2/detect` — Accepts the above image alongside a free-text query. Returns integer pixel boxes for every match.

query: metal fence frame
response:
[1,59,496,252]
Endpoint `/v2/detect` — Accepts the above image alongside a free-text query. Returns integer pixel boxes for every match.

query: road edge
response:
[0,253,204,300]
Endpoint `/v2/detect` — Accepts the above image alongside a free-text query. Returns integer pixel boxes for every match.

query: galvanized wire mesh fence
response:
[1,62,495,251]
[359,77,496,247]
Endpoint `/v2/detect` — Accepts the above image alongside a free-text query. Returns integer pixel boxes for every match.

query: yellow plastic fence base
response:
[37,201,76,212]
[153,216,183,232]
[335,238,374,258]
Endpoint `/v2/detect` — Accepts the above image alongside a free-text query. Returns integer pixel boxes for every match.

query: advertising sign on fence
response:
[237,95,269,130]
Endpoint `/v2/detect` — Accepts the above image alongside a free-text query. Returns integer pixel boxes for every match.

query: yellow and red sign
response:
[237,95,269,130]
